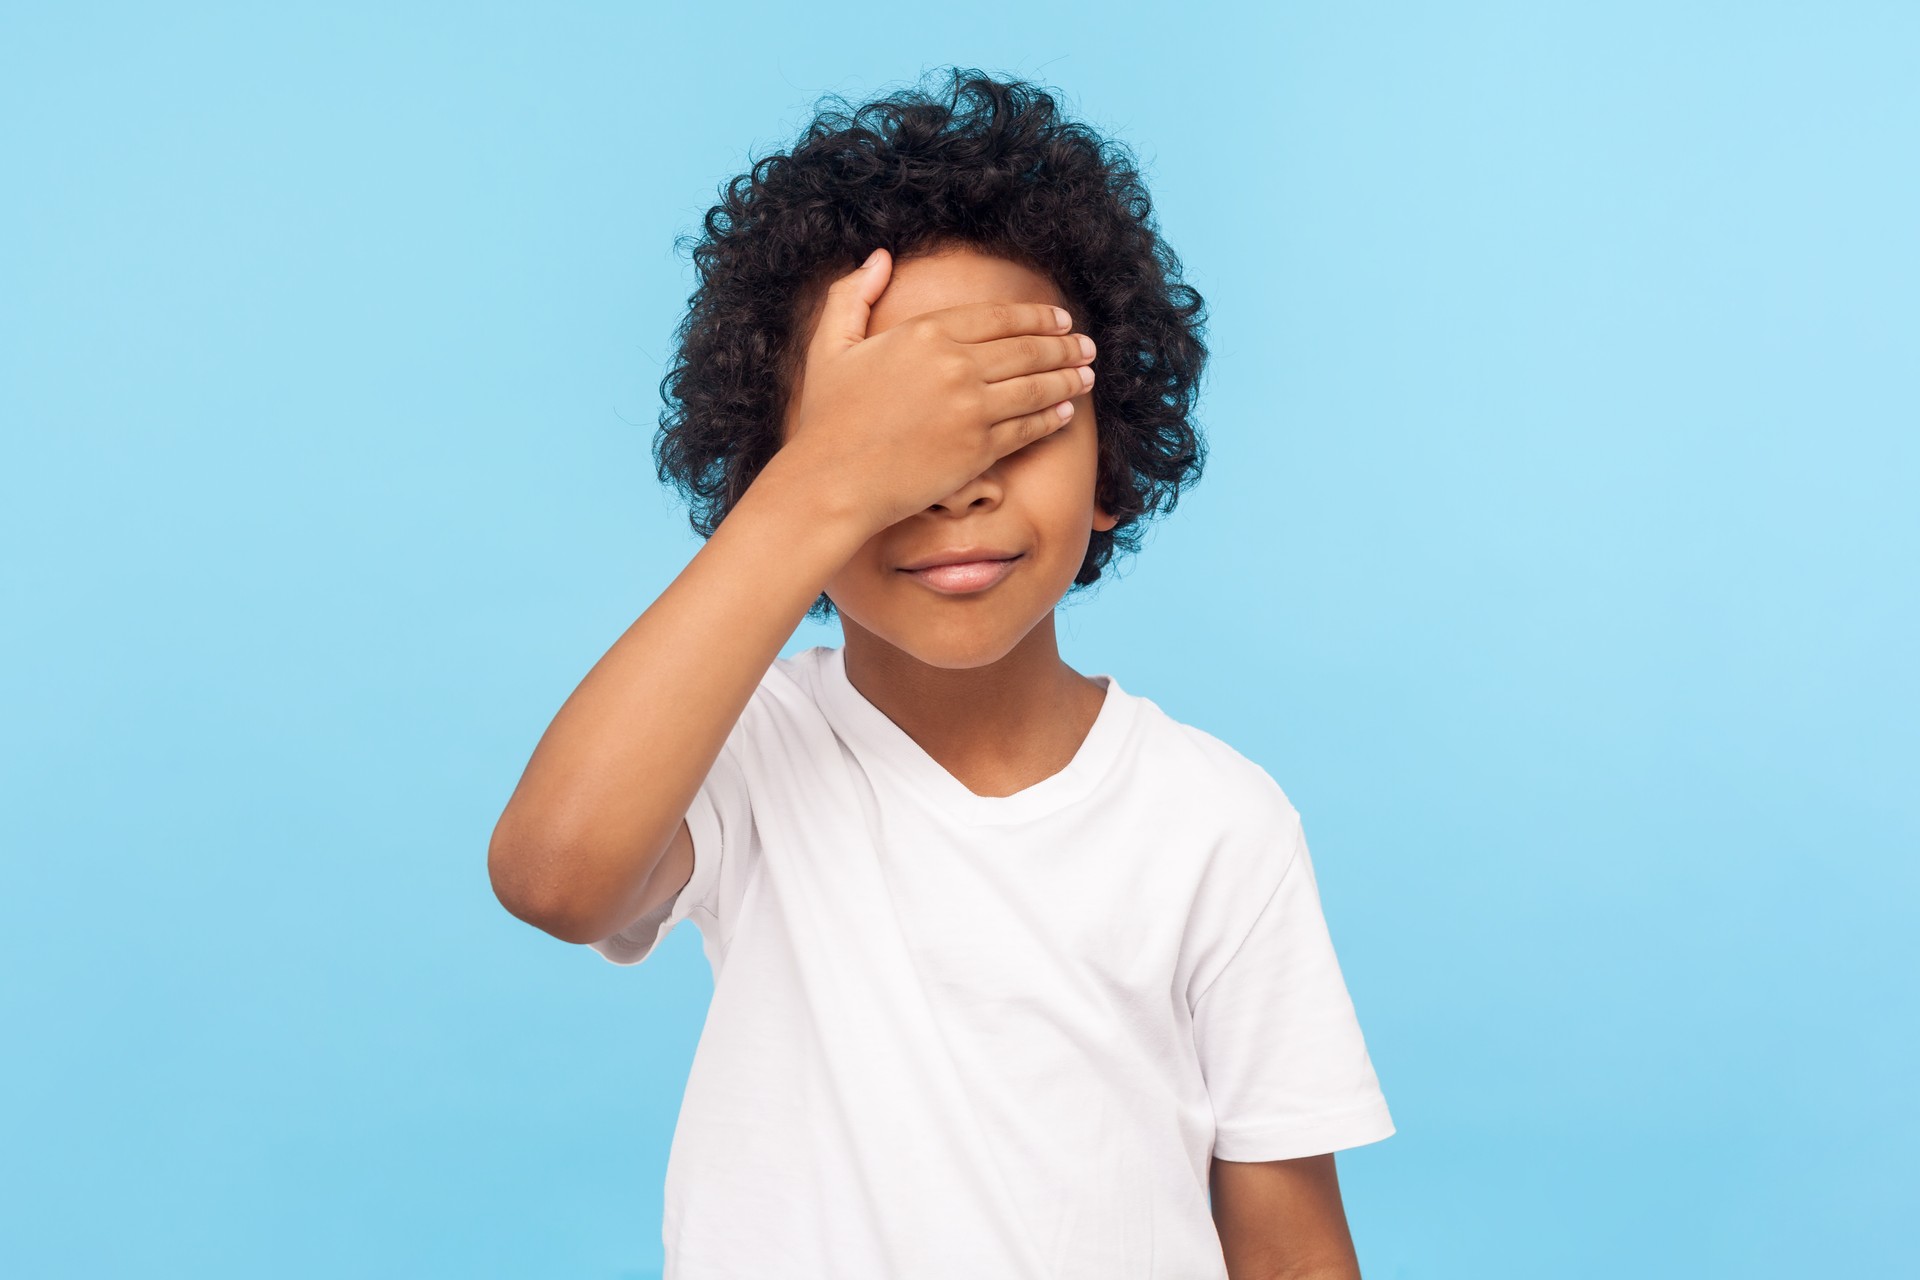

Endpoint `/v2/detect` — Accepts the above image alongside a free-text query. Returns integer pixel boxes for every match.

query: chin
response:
[898,626,1020,671]
[842,605,1030,671]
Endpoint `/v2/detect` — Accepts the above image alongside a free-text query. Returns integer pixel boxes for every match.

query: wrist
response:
[747,448,880,553]
[726,451,876,581]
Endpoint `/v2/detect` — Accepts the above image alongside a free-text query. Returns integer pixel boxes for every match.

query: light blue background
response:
[4,3,1913,1277]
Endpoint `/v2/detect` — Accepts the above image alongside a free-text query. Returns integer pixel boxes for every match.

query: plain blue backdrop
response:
[3,3,1914,1277]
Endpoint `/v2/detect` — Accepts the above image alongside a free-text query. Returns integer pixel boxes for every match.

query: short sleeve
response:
[1192,817,1395,1161]
[586,732,753,967]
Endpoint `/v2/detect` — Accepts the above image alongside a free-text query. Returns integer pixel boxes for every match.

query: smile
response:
[899,556,1023,595]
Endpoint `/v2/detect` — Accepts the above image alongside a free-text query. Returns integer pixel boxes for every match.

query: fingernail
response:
[1052,307,1071,330]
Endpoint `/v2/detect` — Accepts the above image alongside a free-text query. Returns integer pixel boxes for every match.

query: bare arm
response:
[1210,1154,1363,1280]
[486,248,1094,947]
[486,457,866,944]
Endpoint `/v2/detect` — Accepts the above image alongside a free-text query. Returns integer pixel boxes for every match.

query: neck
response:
[837,615,1104,774]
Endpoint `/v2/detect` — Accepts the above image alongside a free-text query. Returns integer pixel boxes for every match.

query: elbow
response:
[489,823,640,947]
[488,824,587,940]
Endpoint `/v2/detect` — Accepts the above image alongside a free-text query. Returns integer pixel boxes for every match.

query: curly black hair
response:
[653,67,1209,622]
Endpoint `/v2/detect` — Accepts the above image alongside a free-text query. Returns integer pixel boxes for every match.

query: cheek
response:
[827,539,896,596]
[1035,430,1102,506]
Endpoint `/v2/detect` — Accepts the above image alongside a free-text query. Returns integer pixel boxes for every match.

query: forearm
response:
[488,453,867,938]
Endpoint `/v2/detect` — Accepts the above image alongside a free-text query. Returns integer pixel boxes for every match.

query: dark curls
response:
[653,67,1209,621]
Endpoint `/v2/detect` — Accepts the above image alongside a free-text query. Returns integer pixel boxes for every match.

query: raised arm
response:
[486,247,1096,946]
[486,459,866,945]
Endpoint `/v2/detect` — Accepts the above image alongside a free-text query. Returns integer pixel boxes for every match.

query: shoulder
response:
[742,646,833,719]
[1127,696,1304,846]
[701,646,837,767]
[1126,700,1313,988]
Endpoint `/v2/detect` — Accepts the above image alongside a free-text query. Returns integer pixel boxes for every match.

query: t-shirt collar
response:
[807,644,1137,826]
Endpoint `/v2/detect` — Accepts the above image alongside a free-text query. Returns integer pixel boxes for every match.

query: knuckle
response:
[988,301,1016,331]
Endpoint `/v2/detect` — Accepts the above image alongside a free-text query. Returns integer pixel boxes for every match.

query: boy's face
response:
[792,242,1116,669]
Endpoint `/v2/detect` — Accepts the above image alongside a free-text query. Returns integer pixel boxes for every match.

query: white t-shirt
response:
[591,644,1393,1279]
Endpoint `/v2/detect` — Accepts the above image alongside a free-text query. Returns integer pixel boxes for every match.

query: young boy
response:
[490,70,1394,1280]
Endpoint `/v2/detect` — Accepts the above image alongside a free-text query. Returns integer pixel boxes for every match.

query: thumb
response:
[813,248,892,350]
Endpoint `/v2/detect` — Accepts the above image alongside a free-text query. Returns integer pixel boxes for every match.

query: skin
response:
[792,245,1368,1276]
[491,243,1369,1277]
[1211,1152,1364,1279]
[781,243,1118,799]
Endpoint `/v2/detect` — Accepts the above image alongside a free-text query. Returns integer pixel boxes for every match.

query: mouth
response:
[898,554,1024,595]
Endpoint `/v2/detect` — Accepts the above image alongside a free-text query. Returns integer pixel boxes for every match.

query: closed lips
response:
[899,554,1023,594]
[898,549,1023,571]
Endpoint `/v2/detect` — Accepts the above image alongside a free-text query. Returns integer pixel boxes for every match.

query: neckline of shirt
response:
[802,643,1138,826]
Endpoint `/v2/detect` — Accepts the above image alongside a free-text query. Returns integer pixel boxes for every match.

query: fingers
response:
[973,330,1096,384]
[931,299,1074,346]
[813,248,894,352]
[981,361,1095,426]
[988,398,1078,460]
